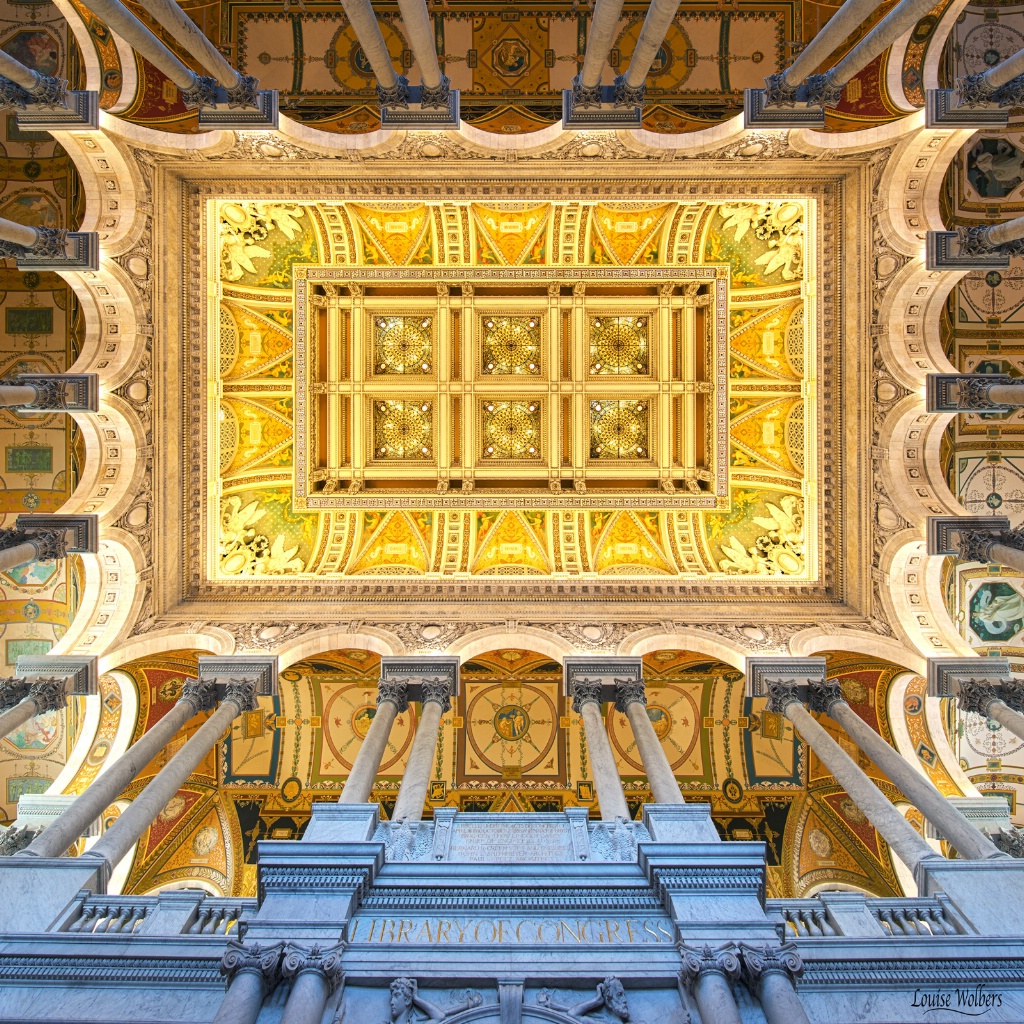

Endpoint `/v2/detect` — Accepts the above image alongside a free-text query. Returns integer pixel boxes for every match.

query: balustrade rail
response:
[767,895,972,938]
[56,893,257,936]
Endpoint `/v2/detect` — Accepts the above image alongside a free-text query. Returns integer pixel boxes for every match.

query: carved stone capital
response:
[808,679,844,716]
[993,827,1024,858]
[613,74,645,107]
[993,73,1024,109]
[954,529,999,564]
[27,227,69,261]
[765,678,802,715]
[763,71,800,107]
[572,678,603,713]
[0,527,28,551]
[739,943,803,991]
[679,943,742,993]
[224,74,261,109]
[571,73,603,109]
[28,75,68,109]
[180,679,218,714]
[377,75,410,108]
[801,72,843,107]
[999,679,1024,714]
[221,939,284,989]
[27,676,68,714]
[280,943,345,992]
[955,374,1014,410]
[419,676,451,713]
[957,678,1003,717]
[613,678,647,712]
[0,676,29,713]
[956,72,997,106]
[27,527,69,561]
[181,75,218,109]
[223,677,260,714]
[0,825,39,856]
[11,377,69,410]
[0,75,31,109]
[377,678,410,713]
[419,73,451,109]
[957,224,999,256]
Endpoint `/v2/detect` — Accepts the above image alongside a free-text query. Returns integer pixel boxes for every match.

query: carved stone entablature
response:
[745,656,826,699]
[198,656,279,700]
[565,657,643,709]
[380,657,459,709]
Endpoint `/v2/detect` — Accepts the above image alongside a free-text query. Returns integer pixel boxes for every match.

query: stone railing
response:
[766,893,975,939]
[53,892,257,936]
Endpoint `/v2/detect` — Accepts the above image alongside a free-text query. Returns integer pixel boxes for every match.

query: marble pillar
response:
[0,218,70,262]
[279,945,344,1024]
[574,0,627,101]
[395,0,446,98]
[573,680,630,822]
[614,677,684,804]
[391,678,449,822]
[679,944,744,1024]
[739,944,810,1024]
[339,679,408,804]
[957,679,1024,745]
[0,677,68,741]
[83,679,260,870]
[213,941,284,1024]
[615,0,681,103]
[0,48,67,108]
[811,680,1003,860]
[768,680,939,876]
[339,0,406,101]
[20,680,218,859]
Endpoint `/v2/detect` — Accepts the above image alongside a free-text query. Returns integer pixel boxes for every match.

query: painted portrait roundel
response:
[323,684,417,771]
[607,685,700,773]
[465,683,557,775]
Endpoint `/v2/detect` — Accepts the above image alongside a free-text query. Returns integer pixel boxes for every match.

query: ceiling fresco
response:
[209,196,815,582]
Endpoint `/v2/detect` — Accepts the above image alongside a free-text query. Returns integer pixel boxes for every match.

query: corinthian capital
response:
[613,678,647,712]
[377,678,410,713]
[571,678,603,713]
[808,679,844,716]
[27,676,68,714]
[0,677,29,713]
[180,679,218,714]
[1000,679,1024,713]
[223,677,260,714]
[281,943,345,992]
[420,676,452,713]
[679,943,741,993]
[221,939,284,988]
[765,678,802,715]
[739,943,803,992]
[957,678,1003,717]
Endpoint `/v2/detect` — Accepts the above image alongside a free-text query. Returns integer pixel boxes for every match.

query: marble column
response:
[679,944,743,1024]
[395,0,446,98]
[279,945,344,1024]
[20,679,218,859]
[0,218,70,262]
[615,0,682,104]
[811,680,1003,860]
[957,46,1024,106]
[80,0,217,106]
[339,0,406,101]
[768,680,939,875]
[0,525,76,573]
[930,517,1024,576]
[956,215,1024,257]
[83,679,260,870]
[573,680,630,821]
[799,0,940,106]
[338,678,408,804]
[739,945,810,1024]
[957,679,1024,745]
[0,48,67,108]
[0,676,67,741]
[213,941,284,1024]
[0,374,97,412]
[574,0,627,102]
[928,373,1024,412]
[614,677,684,804]
[391,678,449,822]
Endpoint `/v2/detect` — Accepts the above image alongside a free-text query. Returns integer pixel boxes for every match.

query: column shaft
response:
[758,973,811,1024]
[986,541,1024,575]
[339,698,399,804]
[828,0,951,88]
[81,0,199,90]
[983,46,1024,91]
[828,700,1000,860]
[85,698,242,869]
[0,50,41,92]
[985,215,1024,247]
[580,0,627,89]
[138,0,241,88]
[212,972,266,1024]
[392,699,442,822]
[22,695,201,858]
[395,0,441,88]
[623,701,683,804]
[622,0,682,87]
[692,975,743,1024]
[280,972,330,1024]
[0,696,43,740]
[0,217,40,249]
[339,0,400,88]
[0,385,40,407]
[987,383,1024,406]
[988,700,1024,743]
[783,702,936,873]
[782,0,882,85]
[0,541,43,573]
[579,700,630,821]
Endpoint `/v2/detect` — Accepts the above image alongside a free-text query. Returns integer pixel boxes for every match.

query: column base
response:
[926,514,1010,556]
[380,87,460,130]
[15,513,99,553]
[926,373,1013,413]
[197,89,279,130]
[16,91,99,132]
[926,230,1010,271]
[561,86,642,129]
[15,231,99,272]
[925,89,1009,128]
[743,89,825,129]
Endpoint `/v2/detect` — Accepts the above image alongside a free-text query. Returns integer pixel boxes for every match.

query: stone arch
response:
[789,628,925,674]
[448,627,573,664]
[276,627,401,670]
[617,627,749,671]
